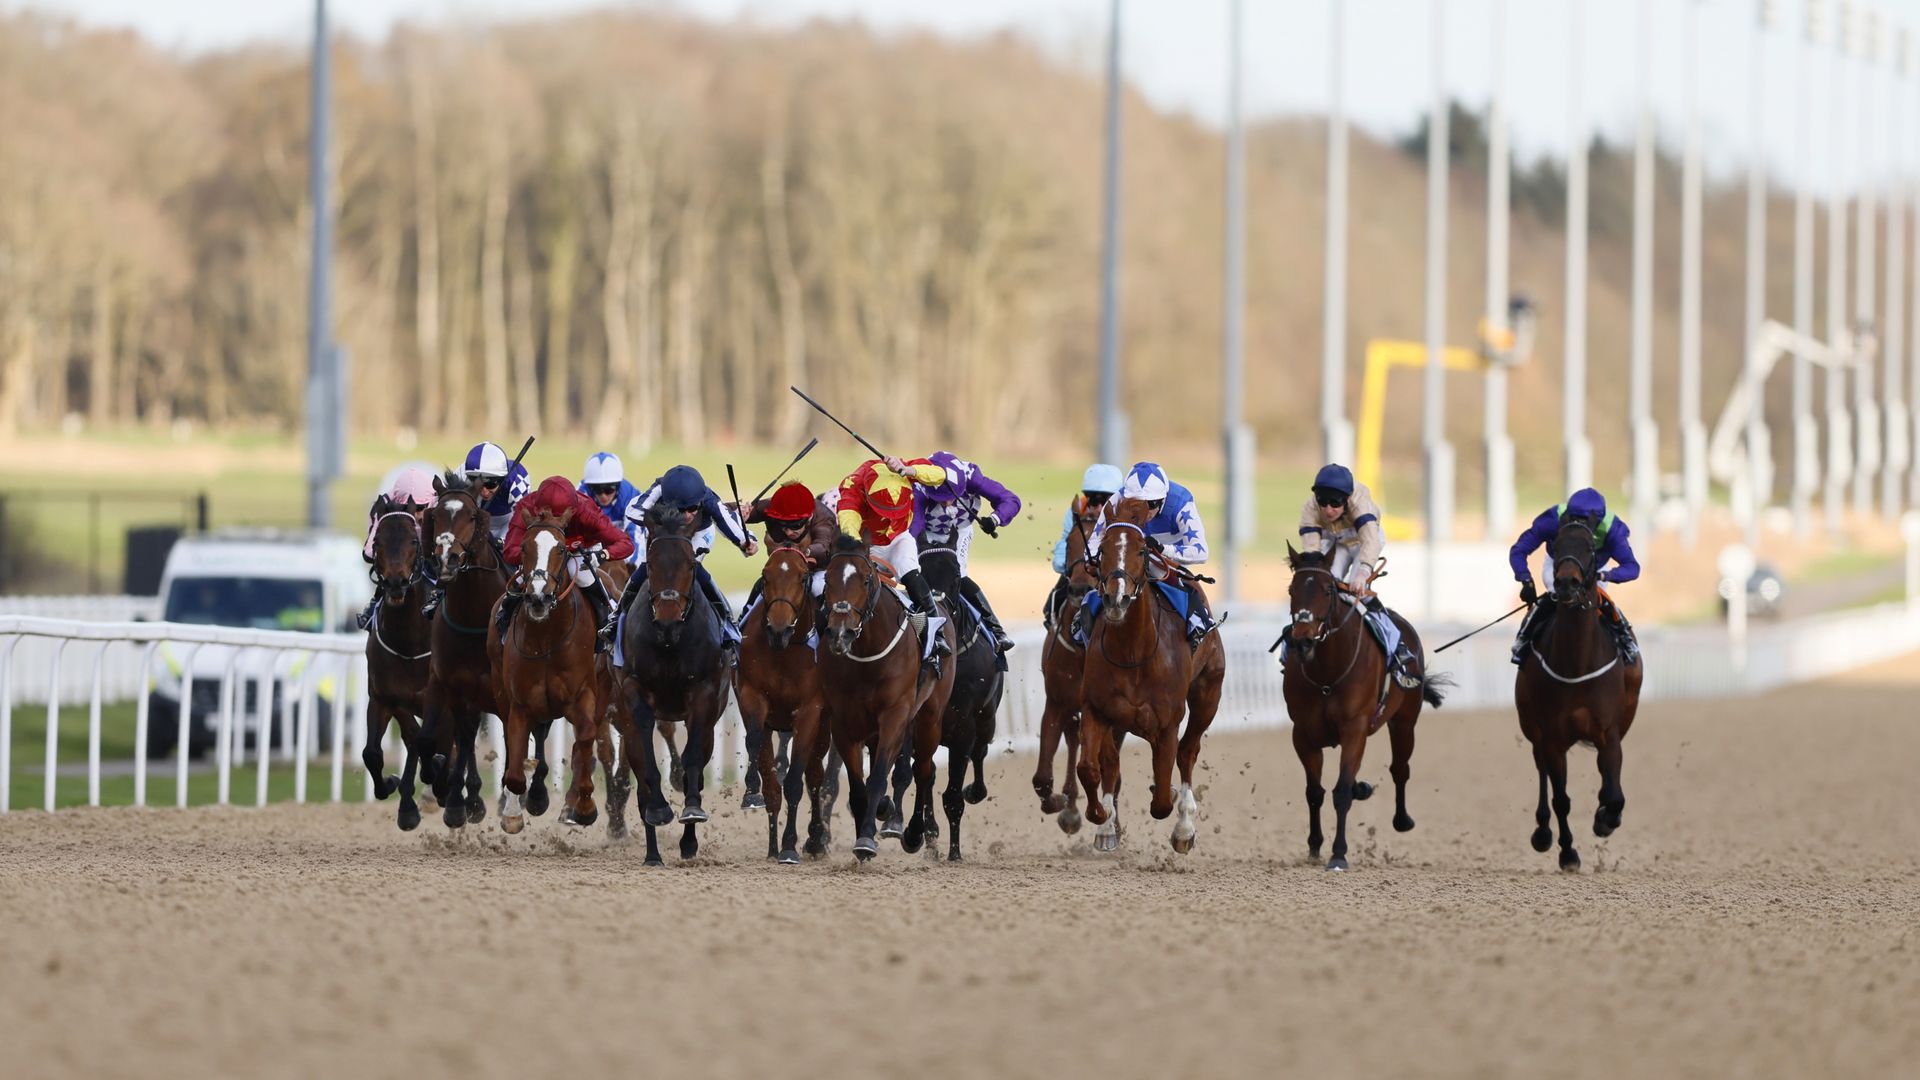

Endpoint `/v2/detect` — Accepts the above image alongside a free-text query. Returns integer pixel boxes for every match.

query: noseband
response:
[1099,521,1148,607]
[646,533,698,627]
[1288,566,1359,648]
[1551,519,1600,611]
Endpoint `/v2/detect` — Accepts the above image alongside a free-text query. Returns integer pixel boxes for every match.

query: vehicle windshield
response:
[163,576,326,632]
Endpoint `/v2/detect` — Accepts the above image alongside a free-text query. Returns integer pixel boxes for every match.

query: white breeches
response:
[1328,542,1373,591]
[871,532,920,577]
[922,524,973,576]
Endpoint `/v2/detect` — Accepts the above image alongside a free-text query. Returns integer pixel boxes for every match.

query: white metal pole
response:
[1795,1,1822,537]
[1856,8,1883,516]
[1745,0,1773,532]
[1631,0,1659,527]
[44,639,66,812]
[1220,0,1249,604]
[0,636,15,813]
[1681,0,1708,547]
[175,643,200,808]
[1564,0,1593,495]
[1828,3,1854,537]
[1484,0,1515,539]
[1096,0,1128,466]
[86,642,105,808]
[1321,0,1353,469]
[1885,25,1910,518]
[132,641,156,807]
[1424,0,1455,555]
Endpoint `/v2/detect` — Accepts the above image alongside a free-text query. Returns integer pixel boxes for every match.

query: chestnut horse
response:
[1281,546,1449,871]
[734,546,834,863]
[1077,497,1225,853]
[362,497,438,831]
[1031,497,1102,832]
[486,511,607,834]
[1514,514,1644,871]
[619,509,733,861]
[819,537,957,861]
[419,473,510,828]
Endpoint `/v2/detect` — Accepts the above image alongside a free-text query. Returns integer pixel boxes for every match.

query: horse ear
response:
[432,475,445,495]
[1285,540,1298,568]
[559,507,575,527]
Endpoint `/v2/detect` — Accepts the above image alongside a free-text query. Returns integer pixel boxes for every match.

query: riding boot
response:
[1602,596,1641,666]
[901,570,951,660]
[1511,602,1545,665]
[1043,577,1069,630]
[958,577,1014,653]
[422,585,443,620]
[1074,591,1098,643]
[582,578,612,654]
[742,576,767,620]
[598,569,644,651]
[1184,582,1215,651]
[696,567,741,662]
[356,593,381,632]
[1367,595,1421,689]
[495,592,522,641]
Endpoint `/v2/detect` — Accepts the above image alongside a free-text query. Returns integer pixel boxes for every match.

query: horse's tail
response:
[1420,672,1455,709]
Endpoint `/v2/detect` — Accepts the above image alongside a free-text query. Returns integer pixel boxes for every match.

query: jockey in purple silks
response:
[1508,486,1642,667]
[911,450,1022,653]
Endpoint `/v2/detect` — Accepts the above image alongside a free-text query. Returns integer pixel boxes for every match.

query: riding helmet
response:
[765,482,817,523]
[1311,463,1355,500]
[582,452,624,486]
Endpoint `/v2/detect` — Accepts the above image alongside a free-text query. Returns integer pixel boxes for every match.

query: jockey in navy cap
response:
[1508,487,1641,666]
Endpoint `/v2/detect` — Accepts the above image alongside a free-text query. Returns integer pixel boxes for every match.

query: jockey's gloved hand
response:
[978,515,999,538]
[1519,579,1538,606]
[1595,569,1610,584]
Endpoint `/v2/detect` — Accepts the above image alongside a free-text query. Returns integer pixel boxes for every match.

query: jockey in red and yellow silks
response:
[831,455,951,660]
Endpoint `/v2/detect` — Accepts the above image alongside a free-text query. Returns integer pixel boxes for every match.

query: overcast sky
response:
[20,0,1920,193]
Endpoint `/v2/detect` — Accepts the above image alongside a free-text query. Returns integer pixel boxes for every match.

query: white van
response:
[146,529,371,757]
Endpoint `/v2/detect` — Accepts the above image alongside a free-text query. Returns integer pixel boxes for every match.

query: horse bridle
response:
[368,510,427,595]
[1098,520,1149,610]
[825,549,896,649]
[759,548,813,636]
[517,521,578,613]
[646,533,699,628]
[430,492,496,580]
[1551,518,1600,611]
[1286,565,1364,692]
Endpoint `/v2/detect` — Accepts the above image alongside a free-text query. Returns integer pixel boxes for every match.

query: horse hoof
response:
[465,796,486,824]
[964,780,988,805]
[1171,833,1195,854]
[879,820,904,841]
[560,807,597,829]
[778,850,801,866]
[1593,818,1615,838]
[902,823,924,855]
[443,803,468,830]
[1326,856,1349,872]
[875,795,895,820]
[1058,807,1084,835]
[1559,849,1581,872]
[397,804,421,832]
[679,805,708,825]
[501,815,525,835]
[609,823,629,841]
[1351,781,1374,801]
[852,838,877,862]
[680,834,699,860]
[644,854,664,868]
[1093,832,1120,854]
[525,784,550,818]
[374,776,396,801]
[1530,826,1553,853]
[1039,792,1066,814]
[1393,813,1416,833]
[742,793,766,811]
[644,804,676,828]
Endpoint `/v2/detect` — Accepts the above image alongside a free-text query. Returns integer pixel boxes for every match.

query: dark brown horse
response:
[486,511,606,833]
[909,531,1001,860]
[1076,498,1225,853]
[734,546,834,863]
[1514,515,1644,871]
[1032,497,1102,832]
[420,473,509,828]
[362,498,438,831]
[1281,546,1448,871]
[619,510,733,861]
[819,537,957,862]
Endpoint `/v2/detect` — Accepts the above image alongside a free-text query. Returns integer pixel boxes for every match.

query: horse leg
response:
[775,730,793,787]
[1293,726,1326,857]
[362,700,396,800]
[618,721,663,867]
[1388,711,1417,833]
[1148,721,1179,826]
[1327,727,1366,872]
[797,711,830,859]
[822,744,843,847]
[1034,699,1068,812]
[967,720,990,805]
[943,736,968,861]
[882,743,911,840]
[394,712,423,832]
[559,690,600,829]
[1078,715,1123,852]
[1058,714,1084,834]
[599,703,629,841]
[756,722,784,861]
[1594,728,1625,837]
[630,693,674,828]
[438,710,470,829]
[741,712,768,811]
[1529,743,1554,853]
[1546,741,1579,871]
[499,706,529,835]
[461,713,486,824]
[519,720,551,818]
[902,705,940,856]
[660,718,685,794]
[678,716,716,861]
[836,728,876,862]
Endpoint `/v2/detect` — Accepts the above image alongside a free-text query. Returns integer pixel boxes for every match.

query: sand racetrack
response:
[4,660,1918,1079]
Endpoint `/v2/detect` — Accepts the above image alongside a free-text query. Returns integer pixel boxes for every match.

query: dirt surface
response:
[4,661,1918,1079]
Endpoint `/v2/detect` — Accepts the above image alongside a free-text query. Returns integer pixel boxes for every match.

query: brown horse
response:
[419,472,508,828]
[1514,515,1644,871]
[819,537,957,861]
[1076,498,1225,853]
[1281,546,1448,871]
[486,511,606,833]
[734,546,834,863]
[362,498,439,831]
[1032,497,1102,832]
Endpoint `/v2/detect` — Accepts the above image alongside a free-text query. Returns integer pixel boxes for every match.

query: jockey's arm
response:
[970,469,1022,524]
[888,458,949,487]
[1508,508,1557,583]
[1597,521,1640,584]
[1296,498,1330,556]
[700,489,752,552]
[1161,500,1209,565]
[582,505,635,563]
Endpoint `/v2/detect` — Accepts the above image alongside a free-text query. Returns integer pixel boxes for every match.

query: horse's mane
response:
[1108,496,1156,526]
[1287,545,1330,572]
[833,533,864,555]
[437,469,474,494]
[645,500,697,534]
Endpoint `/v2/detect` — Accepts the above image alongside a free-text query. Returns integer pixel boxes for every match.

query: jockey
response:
[737,481,837,616]
[1084,462,1216,649]
[1045,463,1121,628]
[1509,487,1641,666]
[578,451,643,551]
[461,441,531,544]
[1297,463,1419,690]
[497,476,635,652]
[911,450,1021,653]
[354,466,436,631]
[833,454,953,663]
[599,464,757,654]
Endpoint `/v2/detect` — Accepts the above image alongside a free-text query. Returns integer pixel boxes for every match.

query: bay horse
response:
[1031,497,1102,832]
[486,510,607,834]
[819,536,957,862]
[1077,497,1225,853]
[619,507,733,861]
[1514,515,1644,871]
[362,498,437,831]
[1281,545,1449,871]
[910,532,1000,861]
[734,546,834,863]
[419,472,513,828]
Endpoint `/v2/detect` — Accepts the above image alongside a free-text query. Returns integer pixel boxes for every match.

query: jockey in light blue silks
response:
[1293,463,1421,690]
[1081,462,1217,649]
[577,451,643,553]
[1044,463,1122,630]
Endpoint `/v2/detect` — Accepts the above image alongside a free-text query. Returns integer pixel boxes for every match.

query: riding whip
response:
[724,463,752,546]
[1433,603,1528,654]
[750,437,819,503]
[790,386,888,462]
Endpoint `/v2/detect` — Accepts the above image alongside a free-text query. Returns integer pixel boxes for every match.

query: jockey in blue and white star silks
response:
[1085,462,1216,646]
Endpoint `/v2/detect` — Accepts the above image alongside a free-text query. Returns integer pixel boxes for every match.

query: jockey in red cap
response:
[497,476,636,652]
[832,455,952,662]
[735,481,838,619]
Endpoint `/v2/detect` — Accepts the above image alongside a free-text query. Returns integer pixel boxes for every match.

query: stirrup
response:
[596,619,618,651]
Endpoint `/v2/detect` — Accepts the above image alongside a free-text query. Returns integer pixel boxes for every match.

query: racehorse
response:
[419,472,515,828]
[618,506,733,860]
[486,510,608,834]
[1077,497,1225,853]
[1281,545,1449,871]
[1514,514,1644,871]
[361,498,438,831]
[819,536,957,862]
[910,531,1001,860]
[1031,497,1102,832]
[734,546,834,863]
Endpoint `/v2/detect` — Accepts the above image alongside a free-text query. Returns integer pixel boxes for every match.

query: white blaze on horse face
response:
[529,530,559,597]
[840,562,858,587]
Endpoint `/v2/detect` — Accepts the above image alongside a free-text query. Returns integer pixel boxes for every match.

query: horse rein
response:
[368,510,427,593]
[643,532,702,629]
[429,492,500,581]
[758,549,814,638]
[825,550,908,662]
[1550,518,1600,612]
[1285,567,1366,695]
